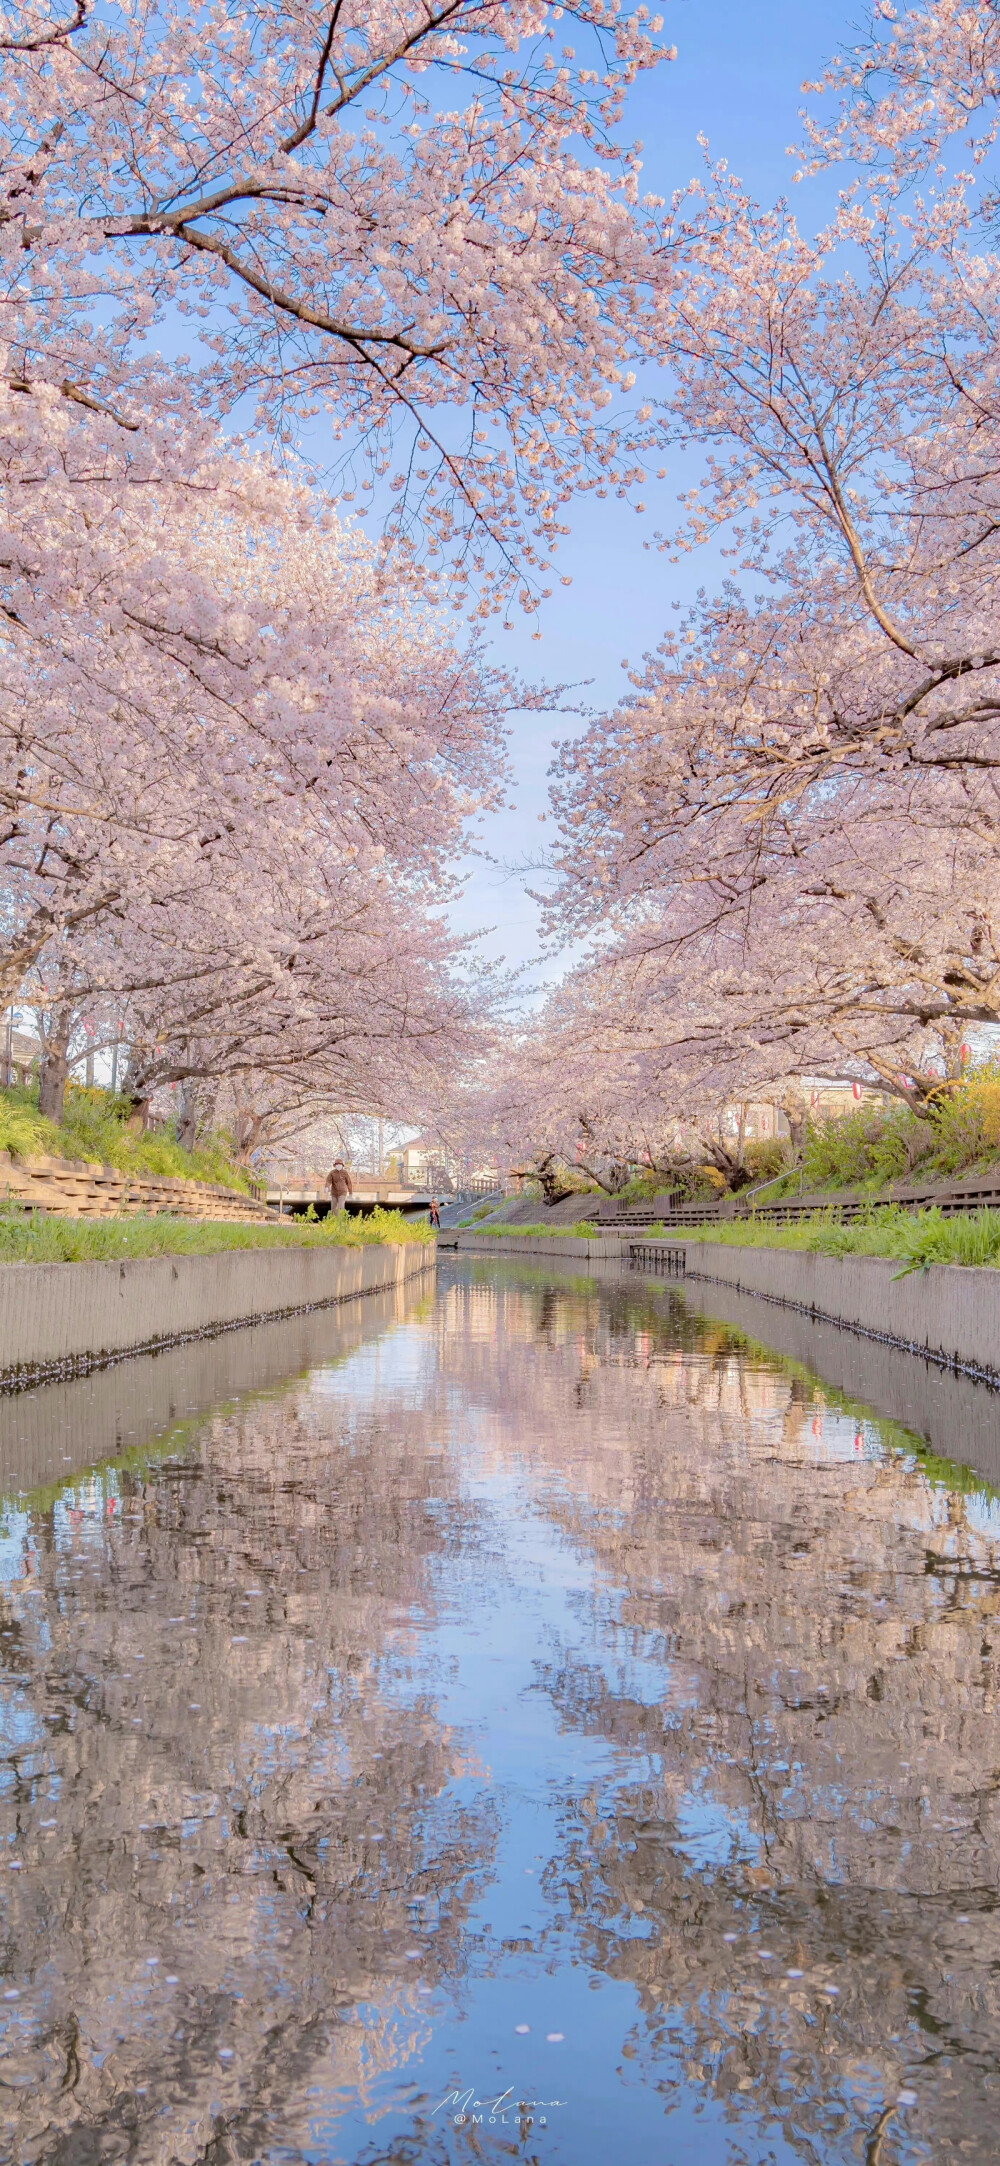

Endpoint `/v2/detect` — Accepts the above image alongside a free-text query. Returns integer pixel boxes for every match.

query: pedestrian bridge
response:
[266,1178,431,1219]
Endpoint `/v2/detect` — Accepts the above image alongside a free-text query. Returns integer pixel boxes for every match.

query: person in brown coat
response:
[326,1160,354,1212]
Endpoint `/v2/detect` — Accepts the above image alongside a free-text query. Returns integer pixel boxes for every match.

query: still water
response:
[0,1256,998,2165]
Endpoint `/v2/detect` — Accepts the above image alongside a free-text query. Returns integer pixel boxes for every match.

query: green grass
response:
[0,1082,253,1190]
[743,1074,1000,1201]
[661,1206,1000,1272]
[0,1206,432,1266]
[476,1220,599,1239]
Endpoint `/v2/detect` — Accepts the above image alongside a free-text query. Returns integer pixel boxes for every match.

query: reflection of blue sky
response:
[0,1510,49,1764]
[0,1696,47,1765]
[963,1491,1000,1539]
[804,1411,886,1463]
[311,1323,438,1404]
[0,1509,31,1584]
[673,1780,763,1873]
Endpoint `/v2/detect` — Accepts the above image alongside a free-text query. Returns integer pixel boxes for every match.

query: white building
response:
[397,1136,501,1196]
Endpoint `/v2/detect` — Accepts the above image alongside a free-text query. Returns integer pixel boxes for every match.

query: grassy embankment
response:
[480,1078,1000,1269]
[586,1074,1000,1213]
[657,1208,1000,1272]
[0,1081,254,1189]
[0,1081,434,1258]
[765,1078,1000,1196]
[0,1207,432,1266]
[474,1220,599,1240]
[476,1205,1000,1269]
[475,1206,1000,1264]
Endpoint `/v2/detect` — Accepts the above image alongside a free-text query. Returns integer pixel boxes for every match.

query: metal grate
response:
[628,1242,686,1275]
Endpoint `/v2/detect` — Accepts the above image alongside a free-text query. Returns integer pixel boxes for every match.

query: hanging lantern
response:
[852,1080,863,1100]
[961,1043,972,1065]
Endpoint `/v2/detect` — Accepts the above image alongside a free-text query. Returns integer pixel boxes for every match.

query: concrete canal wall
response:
[676,1273,1000,1487]
[0,1239,435,1388]
[446,1232,1000,1382]
[0,1280,424,1498]
[679,1241,1000,1385]
[443,1231,623,1262]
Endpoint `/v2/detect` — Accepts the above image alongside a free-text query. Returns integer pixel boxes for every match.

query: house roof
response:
[7,1031,40,1063]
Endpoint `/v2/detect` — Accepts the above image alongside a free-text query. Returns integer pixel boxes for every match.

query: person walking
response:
[429,1197,441,1228]
[326,1159,354,1213]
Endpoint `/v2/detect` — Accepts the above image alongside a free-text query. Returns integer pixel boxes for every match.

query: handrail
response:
[735,1165,804,1211]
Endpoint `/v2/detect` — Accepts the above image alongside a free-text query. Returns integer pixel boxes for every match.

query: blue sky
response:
[454,0,856,981]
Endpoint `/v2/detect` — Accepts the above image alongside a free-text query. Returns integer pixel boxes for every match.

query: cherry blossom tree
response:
[530,3,1000,1144]
[0,0,672,616]
[633,179,1000,783]
[111,862,491,1149]
[543,579,1000,1122]
[0,0,678,1144]
[801,0,1000,194]
[25,816,495,1139]
[0,379,513,1111]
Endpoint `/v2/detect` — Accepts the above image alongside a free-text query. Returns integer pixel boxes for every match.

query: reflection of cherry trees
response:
[0,1370,496,2163]
[5,1257,1000,2162]
[437,1264,1000,2161]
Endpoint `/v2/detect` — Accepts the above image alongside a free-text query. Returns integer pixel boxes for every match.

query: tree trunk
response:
[38,1022,72,1124]
[176,1107,198,1150]
[533,1154,575,1206]
[780,1090,809,1154]
[233,1113,265,1166]
[177,1080,201,1152]
[700,1136,753,1193]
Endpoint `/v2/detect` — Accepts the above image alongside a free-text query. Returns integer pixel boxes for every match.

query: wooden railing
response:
[0,1152,275,1221]
[597,1171,1000,1230]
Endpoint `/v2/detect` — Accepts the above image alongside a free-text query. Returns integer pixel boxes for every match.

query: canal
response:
[0,1254,996,2164]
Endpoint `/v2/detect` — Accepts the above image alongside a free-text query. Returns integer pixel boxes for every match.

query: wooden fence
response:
[596,1171,1000,1230]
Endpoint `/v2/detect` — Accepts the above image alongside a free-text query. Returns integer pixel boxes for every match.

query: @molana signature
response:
[432,2085,567,2128]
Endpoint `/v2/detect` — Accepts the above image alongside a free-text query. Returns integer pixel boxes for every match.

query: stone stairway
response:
[0,1152,274,1221]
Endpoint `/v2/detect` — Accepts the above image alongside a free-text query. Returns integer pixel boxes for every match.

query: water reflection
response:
[0,1256,997,2162]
